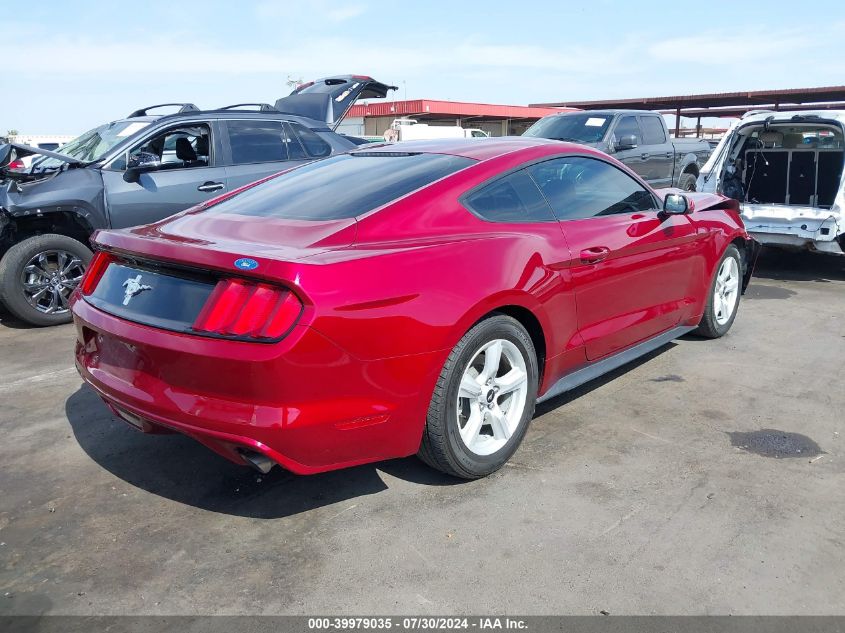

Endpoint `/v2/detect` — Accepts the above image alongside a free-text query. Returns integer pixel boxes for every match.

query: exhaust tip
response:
[239,449,275,474]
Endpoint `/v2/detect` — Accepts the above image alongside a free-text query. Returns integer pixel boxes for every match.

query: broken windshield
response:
[33,120,150,169]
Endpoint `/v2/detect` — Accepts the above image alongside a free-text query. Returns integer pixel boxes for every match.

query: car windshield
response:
[523,114,612,143]
[33,120,150,169]
[204,152,476,221]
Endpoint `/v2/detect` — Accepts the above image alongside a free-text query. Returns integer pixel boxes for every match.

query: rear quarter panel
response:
[294,226,579,363]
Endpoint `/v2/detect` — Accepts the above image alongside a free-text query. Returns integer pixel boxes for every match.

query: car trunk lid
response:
[274,75,397,131]
[82,212,351,339]
[94,212,357,272]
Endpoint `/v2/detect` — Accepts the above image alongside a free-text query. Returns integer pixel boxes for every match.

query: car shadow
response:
[535,343,675,415]
[65,385,462,520]
[67,342,680,517]
[751,246,845,283]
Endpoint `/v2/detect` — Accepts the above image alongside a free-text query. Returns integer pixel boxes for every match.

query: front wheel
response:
[0,234,92,326]
[677,172,697,192]
[695,244,742,338]
[418,315,539,479]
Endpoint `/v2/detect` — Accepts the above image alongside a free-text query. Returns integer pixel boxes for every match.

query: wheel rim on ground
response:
[20,250,86,315]
[714,256,740,326]
[456,339,529,456]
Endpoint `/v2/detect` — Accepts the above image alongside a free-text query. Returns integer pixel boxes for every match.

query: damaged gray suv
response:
[0,75,395,325]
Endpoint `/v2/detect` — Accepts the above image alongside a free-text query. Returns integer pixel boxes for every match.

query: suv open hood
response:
[274,75,397,131]
[0,143,81,168]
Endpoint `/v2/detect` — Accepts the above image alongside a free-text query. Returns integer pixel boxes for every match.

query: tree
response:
[6,129,18,137]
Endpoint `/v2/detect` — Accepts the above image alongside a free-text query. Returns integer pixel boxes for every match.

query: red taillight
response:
[192,279,303,340]
[8,159,25,170]
[78,251,114,295]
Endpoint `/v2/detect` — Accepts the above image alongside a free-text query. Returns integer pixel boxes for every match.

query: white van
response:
[697,111,845,255]
[383,119,489,142]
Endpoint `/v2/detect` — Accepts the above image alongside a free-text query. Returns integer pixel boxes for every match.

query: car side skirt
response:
[537,325,696,404]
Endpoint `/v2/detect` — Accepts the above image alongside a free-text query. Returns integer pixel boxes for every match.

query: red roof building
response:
[342,99,574,138]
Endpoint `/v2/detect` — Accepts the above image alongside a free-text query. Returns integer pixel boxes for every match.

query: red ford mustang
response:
[70,138,758,479]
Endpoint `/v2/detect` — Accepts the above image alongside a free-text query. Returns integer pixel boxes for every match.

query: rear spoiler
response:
[274,75,397,131]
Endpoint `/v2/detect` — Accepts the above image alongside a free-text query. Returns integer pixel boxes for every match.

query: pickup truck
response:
[523,110,711,190]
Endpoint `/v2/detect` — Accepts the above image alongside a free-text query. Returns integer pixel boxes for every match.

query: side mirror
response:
[122,161,160,183]
[662,193,690,216]
[614,134,638,151]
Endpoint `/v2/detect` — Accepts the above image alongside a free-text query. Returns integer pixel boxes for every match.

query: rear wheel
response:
[418,315,538,479]
[678,172,697,192]
[695,244,742,338]
[0,234,92,326]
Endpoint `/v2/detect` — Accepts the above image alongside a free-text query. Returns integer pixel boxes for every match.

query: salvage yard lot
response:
[1,249,843,615]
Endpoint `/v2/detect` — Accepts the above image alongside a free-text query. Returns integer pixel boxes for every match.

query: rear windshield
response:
[205,152,475,220]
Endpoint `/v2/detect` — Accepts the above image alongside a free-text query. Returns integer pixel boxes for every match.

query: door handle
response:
[665,151,673,158]
[197,181,225,193]
[580,246,611,264]
[640,152,650,160]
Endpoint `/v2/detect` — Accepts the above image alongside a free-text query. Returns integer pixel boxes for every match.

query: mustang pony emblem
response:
[121,275,152,305]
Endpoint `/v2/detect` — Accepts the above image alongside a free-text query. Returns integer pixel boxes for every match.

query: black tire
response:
[695,244,743,339]
[677,172,697,192]
[0,234,92,326]
[418,314,539,479]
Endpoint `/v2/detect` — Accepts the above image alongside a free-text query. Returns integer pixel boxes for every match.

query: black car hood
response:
[274,75,397,131]
[0,143,81,168]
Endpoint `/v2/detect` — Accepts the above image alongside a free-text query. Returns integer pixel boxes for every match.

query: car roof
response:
[739,109,845,124]
[114,109,333,131]
[351,137,566,161]
[547,109,660,117]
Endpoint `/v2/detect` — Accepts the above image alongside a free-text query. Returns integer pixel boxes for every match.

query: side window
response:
[122,124,211,171]
[227,120,286,164]
[613,116,643,144]
[640,116,667,144]
[464,170,555,223]
[281,123,307,160]
[289,122,332,158]
[528,157,656,220]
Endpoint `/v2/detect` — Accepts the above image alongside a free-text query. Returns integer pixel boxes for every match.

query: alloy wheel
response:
[714,256,740,326]
[20,250,86,315]
[456,339,529,456]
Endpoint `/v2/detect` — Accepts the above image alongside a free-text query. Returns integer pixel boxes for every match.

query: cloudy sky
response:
[3,0,845,135]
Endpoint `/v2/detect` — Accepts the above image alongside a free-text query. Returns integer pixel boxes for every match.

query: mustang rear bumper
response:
[72,297,443,474]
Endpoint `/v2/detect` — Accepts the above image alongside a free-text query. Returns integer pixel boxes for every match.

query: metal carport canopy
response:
[531,86,845,112]
[531,86,845,135]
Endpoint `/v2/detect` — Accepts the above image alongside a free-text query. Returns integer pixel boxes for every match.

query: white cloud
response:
[5,10,845,132]
[649,28,814,64]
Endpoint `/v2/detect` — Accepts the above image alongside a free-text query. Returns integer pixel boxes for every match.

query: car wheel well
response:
[683,163,699,176]
[4,212,92,255]
[731,236,751,276]
[482,305,546,383]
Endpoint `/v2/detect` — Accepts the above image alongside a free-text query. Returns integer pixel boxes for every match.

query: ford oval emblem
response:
[234,258,259,271]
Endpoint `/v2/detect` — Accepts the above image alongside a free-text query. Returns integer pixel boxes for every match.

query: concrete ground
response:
[0,249,843,616]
